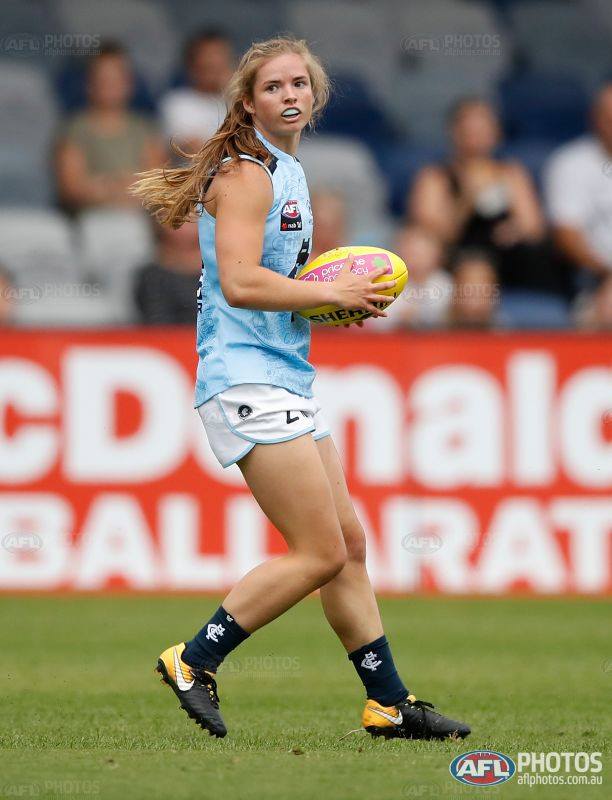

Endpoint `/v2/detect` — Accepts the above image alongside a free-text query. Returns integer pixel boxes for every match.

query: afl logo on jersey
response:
[280,199,302,231]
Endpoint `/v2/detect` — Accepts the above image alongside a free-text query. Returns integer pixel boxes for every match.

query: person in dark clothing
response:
[133,220,200,323]
[409,98,570,298]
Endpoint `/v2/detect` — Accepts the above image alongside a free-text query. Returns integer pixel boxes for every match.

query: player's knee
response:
[309,540,347,586]
[324,543,348,582]
[341,520,367,564]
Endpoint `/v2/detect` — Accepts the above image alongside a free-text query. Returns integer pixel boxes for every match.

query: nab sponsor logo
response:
[280,200,302,231]
[450,751,516,786]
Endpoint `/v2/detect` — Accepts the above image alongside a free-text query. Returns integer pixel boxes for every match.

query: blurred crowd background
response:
[2,0,612,332]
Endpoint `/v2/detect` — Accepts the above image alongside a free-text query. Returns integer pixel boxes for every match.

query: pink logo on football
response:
[299,252,392,283]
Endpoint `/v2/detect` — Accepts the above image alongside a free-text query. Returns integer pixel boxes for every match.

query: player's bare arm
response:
[214,161,395,316]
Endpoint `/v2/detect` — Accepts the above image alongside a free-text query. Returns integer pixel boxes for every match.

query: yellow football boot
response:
[156,642,227,737]
[363,694,470,740]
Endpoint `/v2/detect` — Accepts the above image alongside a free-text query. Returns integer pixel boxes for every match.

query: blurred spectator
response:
[448,249,501,330]
[309,190,348,260]
[55,42,165,212]
[408,99,562,296]
[160,29,233,154]
[133,221,201,324]
[545,82,612,283]
[0,265,15,326]
[575,274,612,331]
[378,226,452,330]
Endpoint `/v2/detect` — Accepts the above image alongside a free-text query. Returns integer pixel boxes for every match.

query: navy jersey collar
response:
[254,127,298,163]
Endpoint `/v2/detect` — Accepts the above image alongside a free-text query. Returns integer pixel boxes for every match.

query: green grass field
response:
[1,596,609,799]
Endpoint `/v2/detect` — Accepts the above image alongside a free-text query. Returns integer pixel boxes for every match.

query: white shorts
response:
[198,383,331,468]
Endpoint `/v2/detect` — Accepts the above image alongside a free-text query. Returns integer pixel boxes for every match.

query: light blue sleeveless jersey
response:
[194,128,315,407]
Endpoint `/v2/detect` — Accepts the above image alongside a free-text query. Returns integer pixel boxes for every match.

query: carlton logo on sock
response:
[206,623,225,643]
[361,651,382,671]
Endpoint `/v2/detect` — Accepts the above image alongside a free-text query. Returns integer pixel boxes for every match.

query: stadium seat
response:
[499,290,570,329]
[0,151,54,208]
[75,209,155,321]
[287,0,395,112]
[386,72,498,145]
[508,0,612,88]
[0,208,77,280]
[298,135,392,243]
[376,144,447,218]
[164,0,288,55]
[387,0,510,75]
[317,72,399,151]
[486,0,521,19]
[0,63,57,206]
[56,0,179,94]
[0,1,63,73]
[498,72,588,143]
[583,0,612,38]
[0,206,128,326]
[13,290,124,327]
[380,0,510,141]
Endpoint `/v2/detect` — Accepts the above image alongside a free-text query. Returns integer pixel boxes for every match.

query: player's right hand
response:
[332,253,396,317]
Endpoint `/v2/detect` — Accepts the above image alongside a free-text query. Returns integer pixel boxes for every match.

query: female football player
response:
[131,36,469,742]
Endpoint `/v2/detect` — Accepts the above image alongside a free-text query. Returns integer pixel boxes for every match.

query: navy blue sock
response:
[348,635,408,707]
[182,606,250,672]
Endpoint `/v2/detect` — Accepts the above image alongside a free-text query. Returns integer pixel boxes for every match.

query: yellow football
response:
[296,245,408,326]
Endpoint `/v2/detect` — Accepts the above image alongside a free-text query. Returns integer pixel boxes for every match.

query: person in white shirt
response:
[544,83,612,280]
[160,30,234,154]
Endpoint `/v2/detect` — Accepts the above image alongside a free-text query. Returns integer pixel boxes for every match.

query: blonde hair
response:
[130,36,330,228]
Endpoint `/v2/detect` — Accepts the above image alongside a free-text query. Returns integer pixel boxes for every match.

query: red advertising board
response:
[0,329,610,594]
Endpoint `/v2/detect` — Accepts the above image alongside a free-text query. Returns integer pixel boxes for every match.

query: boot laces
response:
[409,698,434,711]
[402,697,436,736]
[192,669,220,708]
